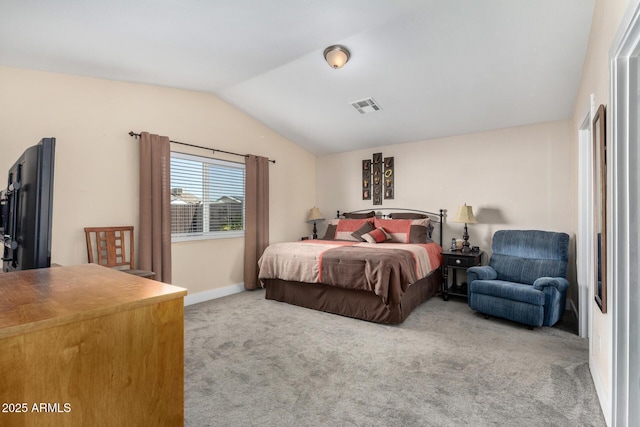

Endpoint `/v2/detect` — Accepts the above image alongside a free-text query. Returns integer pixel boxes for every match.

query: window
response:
[170,152,245,241]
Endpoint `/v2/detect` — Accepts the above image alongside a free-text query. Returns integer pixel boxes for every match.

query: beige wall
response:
[572,0,630,415]
[0,66,316,294]
[316,119,579,361]
[317,119,575,259]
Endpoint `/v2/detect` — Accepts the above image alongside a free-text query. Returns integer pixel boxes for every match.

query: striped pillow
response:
[362,227,391,243]
[373,218,431,243]
[330,218,375,241]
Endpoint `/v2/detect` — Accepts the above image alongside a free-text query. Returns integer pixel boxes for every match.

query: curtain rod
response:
[128,131,275,164]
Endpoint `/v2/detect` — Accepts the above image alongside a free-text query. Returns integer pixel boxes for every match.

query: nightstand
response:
[441,250,484,301]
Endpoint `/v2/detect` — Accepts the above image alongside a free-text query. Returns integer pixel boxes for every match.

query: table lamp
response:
[306,207,325,239]
[451,203,477,253]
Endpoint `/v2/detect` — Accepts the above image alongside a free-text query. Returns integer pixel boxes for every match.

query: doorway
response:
[577,108,593,339]
[610,3,640,425]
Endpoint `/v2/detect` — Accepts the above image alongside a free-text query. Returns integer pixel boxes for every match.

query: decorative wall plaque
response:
[362,159,371,200]
[384,156,394,200]
[372,153,382,205]
[362,153,394,205]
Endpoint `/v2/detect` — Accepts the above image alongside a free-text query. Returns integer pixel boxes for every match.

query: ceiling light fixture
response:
[323,45,350,69]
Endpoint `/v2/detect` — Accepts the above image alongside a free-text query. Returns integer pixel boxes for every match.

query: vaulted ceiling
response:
[0,0,594,155]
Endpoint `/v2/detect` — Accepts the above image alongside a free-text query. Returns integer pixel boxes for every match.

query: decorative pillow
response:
[321,224,337,240]
[351,221,375,241]
[343,211,376,219]
[362,227,391,243]
[388,212,427,219]
[409,219,432,243]
[374,218,431,243]
[333,218,375,241]
[388,213,434,239]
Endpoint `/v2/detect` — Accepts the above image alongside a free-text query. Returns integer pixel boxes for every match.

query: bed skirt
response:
[263,268,442,324]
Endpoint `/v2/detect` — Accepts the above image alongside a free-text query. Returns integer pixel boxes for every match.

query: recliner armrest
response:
[533,277,569,292]
[467,266,497,282]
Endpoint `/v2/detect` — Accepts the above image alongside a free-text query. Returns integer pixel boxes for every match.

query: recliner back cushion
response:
[489,230,569,285]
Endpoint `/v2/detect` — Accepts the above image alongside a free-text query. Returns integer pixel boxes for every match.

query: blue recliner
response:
[467,230,570,327]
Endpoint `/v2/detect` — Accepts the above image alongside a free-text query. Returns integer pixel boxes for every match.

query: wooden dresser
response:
[0,264,187,426]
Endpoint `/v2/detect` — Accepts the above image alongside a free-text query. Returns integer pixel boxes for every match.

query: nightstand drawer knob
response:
[455,259,461,265]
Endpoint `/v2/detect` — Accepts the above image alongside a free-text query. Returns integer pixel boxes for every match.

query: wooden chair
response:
[84,226,155,280]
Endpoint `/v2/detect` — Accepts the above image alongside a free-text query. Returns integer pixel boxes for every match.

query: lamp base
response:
[461,223,471,253]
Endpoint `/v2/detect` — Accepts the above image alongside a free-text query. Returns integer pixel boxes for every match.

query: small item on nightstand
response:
[471,246,480,252]
[450,238,457,251]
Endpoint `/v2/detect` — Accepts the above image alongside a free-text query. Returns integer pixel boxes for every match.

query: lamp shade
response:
[451,204,477,224]
[323,45,350,69]
[306,207,325,223]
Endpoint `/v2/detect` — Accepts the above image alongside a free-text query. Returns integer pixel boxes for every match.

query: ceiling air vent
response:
[350,97,382,114]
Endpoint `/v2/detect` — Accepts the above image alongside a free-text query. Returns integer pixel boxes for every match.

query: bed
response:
[258,209,444,324]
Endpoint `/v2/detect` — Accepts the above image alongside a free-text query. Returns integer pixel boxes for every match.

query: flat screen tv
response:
[1,137,56,272]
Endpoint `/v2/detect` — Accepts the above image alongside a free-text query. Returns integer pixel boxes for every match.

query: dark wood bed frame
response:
[263,208,444,324]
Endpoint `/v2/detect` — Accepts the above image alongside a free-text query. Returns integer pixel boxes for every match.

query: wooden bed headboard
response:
[336,208,444,247]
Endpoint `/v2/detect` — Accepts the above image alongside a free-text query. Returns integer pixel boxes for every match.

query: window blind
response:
[170,152,245,241]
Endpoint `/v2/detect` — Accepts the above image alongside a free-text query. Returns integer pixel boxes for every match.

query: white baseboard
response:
[184,283,245,306]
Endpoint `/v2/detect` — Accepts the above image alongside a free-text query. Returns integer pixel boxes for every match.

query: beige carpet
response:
[184,289,605,426]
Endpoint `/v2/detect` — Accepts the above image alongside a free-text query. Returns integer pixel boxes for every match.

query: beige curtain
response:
[139,132,172,283]
[244,155,269,290]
